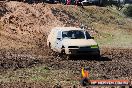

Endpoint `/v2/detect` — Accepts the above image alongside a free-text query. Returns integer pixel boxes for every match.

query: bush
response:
[123,5,132,17]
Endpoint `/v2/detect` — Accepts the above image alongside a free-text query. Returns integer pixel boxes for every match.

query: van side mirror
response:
[57,37,61,40]
[91,37,94,39]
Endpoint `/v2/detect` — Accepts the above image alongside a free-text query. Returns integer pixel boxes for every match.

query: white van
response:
[47,27,100,56]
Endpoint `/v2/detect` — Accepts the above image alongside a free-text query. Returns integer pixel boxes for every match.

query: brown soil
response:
[0,1,132,88]
[0,47,131,87]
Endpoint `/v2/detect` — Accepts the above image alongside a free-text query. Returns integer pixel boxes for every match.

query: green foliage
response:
[123,5,132,17]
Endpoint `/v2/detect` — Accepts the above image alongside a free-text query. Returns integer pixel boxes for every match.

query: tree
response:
[123,5,132,17]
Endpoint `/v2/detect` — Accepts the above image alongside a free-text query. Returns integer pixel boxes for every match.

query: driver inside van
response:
[62,30,85,39]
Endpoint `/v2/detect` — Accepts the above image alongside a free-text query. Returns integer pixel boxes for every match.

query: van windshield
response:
[62,30,85,39]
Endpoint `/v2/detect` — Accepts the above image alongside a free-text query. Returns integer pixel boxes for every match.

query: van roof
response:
[52,27,84,31]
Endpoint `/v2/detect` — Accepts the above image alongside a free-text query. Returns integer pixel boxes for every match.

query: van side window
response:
[57,31,62,38]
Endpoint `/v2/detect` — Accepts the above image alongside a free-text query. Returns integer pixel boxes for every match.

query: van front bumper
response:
[65,48,100,55]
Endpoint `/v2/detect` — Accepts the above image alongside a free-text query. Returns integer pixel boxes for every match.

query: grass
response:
[63,6,132,47]
[0,66,80,86]
[0,66,51,82]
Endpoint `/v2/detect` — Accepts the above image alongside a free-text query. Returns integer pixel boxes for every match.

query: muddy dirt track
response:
[47,47,132,79]
[0,47,132,87]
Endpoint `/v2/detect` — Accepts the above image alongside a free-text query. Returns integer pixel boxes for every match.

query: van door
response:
[55,31,63,53]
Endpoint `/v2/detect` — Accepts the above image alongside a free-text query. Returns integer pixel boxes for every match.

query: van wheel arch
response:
[61,49,65,54]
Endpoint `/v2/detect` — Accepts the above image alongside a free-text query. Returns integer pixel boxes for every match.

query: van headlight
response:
[91,45,98,48]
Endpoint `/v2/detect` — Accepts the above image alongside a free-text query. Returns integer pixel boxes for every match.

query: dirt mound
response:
[0,1,82,57]
[0,1,79,47]
[1,2,60,43]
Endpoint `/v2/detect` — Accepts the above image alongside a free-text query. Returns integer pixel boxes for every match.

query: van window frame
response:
[85,31,92,39]
[57,31,62,40]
